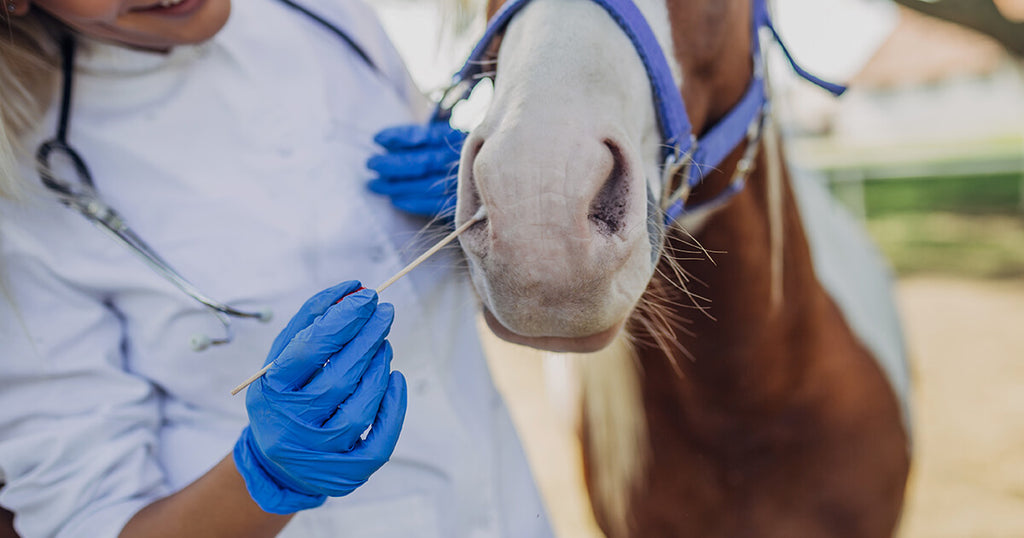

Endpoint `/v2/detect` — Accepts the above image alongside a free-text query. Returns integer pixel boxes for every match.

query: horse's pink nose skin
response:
[456,127,653,346]
[458,131,633,249]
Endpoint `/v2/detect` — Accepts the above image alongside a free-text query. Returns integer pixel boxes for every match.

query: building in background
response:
[777,3,1024,215]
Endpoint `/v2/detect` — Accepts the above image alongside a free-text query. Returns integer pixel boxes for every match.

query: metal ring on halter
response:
[660,135,698,208]
[671,109,767,218]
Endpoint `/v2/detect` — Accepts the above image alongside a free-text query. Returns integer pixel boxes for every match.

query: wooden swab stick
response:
[375,207,486,293]
[230,208,487,395]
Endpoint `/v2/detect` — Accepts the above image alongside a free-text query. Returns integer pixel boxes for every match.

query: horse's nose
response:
[456,130,637,261]
[454,127,651,340]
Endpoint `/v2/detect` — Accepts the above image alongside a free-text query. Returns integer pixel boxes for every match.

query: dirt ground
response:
[483,276,1024,538]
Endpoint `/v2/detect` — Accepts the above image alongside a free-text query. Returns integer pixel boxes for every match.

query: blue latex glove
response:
[233,281,408,514]
[367,121,466,219]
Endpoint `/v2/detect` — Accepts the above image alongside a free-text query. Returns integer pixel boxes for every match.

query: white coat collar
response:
[70,37,214,113]
[75,37,208,78]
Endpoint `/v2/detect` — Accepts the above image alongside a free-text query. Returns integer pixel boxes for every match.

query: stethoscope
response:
[35,0,379,351]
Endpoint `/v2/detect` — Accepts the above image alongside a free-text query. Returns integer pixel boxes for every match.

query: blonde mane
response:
[0,11,61,200]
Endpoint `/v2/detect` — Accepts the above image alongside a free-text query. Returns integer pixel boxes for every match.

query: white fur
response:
[463,0,679,533]
[576,334,648,538]
[460,0,680,341]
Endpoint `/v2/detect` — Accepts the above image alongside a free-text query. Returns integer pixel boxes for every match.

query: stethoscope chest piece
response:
[36,1,380,351]
[37,33,273,352]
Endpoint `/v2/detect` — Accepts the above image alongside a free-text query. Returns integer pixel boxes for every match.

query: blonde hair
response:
[1,10,62,199]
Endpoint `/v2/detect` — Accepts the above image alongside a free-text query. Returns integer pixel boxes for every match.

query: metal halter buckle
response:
[660,135,698,211]
[728,109,765,190]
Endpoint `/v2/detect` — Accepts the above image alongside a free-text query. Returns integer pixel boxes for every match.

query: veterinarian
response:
[0,0,551,536]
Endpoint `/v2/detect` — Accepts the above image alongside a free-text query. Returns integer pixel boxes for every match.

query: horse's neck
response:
[610,138,910,538]
[638,138,830,410]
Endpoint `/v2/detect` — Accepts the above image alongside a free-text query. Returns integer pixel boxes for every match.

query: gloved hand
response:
[233,281,408,514]
[367,120,466,220]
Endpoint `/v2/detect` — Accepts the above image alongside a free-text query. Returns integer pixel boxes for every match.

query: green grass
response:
[867,213,1024,279]
[828,173,1024,279]
[861,174,1022,217]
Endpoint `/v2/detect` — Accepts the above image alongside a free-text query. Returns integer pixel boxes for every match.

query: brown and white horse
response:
[451,0,911,536]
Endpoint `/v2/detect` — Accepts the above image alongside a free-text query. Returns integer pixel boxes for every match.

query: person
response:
[0,1,553,536]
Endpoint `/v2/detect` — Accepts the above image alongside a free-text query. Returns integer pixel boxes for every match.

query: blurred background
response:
[370,0,1024,536]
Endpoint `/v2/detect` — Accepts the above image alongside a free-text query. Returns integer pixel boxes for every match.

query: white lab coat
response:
[0,1,552,536]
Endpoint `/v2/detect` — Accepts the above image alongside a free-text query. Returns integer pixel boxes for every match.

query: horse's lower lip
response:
[482,309,623,353]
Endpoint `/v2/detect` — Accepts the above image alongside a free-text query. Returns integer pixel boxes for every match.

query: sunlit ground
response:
[897,277,1024,538]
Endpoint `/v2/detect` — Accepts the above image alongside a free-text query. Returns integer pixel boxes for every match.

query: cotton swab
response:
[230,207,487,395]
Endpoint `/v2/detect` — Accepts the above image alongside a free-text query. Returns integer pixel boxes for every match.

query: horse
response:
[440,0,912,536]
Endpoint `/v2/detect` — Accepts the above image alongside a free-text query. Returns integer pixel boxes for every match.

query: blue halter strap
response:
[436,0,845,226]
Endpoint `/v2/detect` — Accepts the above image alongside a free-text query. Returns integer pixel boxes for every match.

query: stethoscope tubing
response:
[33,0,373,351]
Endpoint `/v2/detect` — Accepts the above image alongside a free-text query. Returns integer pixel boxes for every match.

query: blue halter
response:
[435,0,845,225]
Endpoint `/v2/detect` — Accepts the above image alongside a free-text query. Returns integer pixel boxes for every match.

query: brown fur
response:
[589,143,910,537]
[484,0,910,535]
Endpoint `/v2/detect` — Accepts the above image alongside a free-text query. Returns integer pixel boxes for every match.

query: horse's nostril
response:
[588,140,629,236]
[460,137,486,223]
[458,136,490,254]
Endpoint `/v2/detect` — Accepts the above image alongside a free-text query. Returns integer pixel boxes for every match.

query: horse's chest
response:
[632,442,845,537]
[629,403,906,538]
